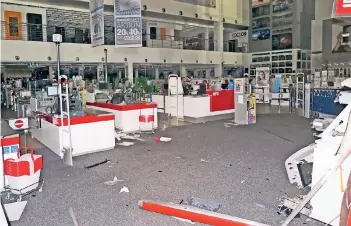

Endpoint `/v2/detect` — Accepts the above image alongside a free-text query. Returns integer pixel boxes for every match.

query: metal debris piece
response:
[184,197,221,212]
[200,159,210,163]
[85,159,110,169]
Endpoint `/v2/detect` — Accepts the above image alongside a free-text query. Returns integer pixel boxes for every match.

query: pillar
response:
[127,61,134,86]
[155,67,159,80]
[97,64,104,81]
[214,22,223,52]
[49,66,54,81]
[214,21,224,78]
[180,65,187,78]
[204,27,209,51]
[215,64,223,77]
[135,68,139,80]
[206,69,211,78]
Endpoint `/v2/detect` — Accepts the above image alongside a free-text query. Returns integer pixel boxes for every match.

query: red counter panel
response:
[206,90,235,112]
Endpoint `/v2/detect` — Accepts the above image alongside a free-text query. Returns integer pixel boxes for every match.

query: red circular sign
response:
[14,120,23,128]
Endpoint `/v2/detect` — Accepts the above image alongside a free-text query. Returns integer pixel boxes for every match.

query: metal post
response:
[104,49,108,83]
[57,43,61,78]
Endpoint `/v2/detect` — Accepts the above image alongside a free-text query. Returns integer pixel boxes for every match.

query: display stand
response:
[234,78,256,125]
[296,73,306,117]
[168,74,184,127]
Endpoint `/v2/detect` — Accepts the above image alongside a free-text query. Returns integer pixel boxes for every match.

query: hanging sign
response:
[90,0,105,47]
[114,0,142,47]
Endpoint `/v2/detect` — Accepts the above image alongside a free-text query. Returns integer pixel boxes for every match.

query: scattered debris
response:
[39,181,44,192]
[69,207,80,226]
[184,197,221,212]
[117,141,135,146]
[173,217,196,224]
[158,171,163,173]
[224,125,231,128]
[120,186,130,193]
[121,135,145,142]
[200,159,210,163]
[224,123,238,126]
[85,159,110,169]
[114,132,126,141]
[133,134,141,138]
[154,137,172,142]
[175,156,181,159]
[104,177,123,186]
[255,202,266,209]
[241,180,245,184]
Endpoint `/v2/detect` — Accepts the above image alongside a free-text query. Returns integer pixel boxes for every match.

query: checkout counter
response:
[30,108,115,157]
[152,76,235,123]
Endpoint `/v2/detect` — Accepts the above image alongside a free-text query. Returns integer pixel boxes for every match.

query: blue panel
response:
[310,89,344,116]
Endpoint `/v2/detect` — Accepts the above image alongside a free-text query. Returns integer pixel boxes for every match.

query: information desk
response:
[183,90,235,123]
[86,102,158,133]
[30,108,115,157]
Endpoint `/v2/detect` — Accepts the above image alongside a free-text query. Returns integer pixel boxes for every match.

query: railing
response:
[1,21,223,52]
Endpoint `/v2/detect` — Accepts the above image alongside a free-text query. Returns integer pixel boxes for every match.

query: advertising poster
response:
[255,67,270,86]
[235,79,243,93]
[114,0,142,47]
[252,0,270,6]
[272,0,294,14]
[332,24,351,53]
[333,0,351,17]
[252,29,270,41]
[248,94,256,124]
[272,33,292,50]
[90,0,105,47]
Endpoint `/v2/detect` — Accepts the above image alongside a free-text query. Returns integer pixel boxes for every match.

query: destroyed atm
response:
[234,76,256,125]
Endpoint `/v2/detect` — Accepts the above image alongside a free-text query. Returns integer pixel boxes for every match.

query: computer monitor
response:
[198,84,206,95]
[221,83,228,89]
[47,86,58,96]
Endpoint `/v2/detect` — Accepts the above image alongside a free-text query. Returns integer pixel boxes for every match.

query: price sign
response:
[115,17,142,47]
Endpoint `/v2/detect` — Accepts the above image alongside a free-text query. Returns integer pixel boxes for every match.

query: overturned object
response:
[4,146,43,195]
[138,200,270,226]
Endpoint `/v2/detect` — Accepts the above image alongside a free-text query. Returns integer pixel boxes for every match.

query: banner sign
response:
[114,0,142,47]
[333,0,351,17]
[90,0,105,47]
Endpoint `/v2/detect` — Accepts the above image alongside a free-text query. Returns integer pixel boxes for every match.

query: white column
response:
[214,21,223,78]
[127,62,134,86]
[135,68,139,80]
[214,22,223,52]
[97,64,104,81]
[215,64,223,77]
[118,70,122,80]
[155,67,159,80]
[180,65,187,77]
[204,27,209,51]
[206,69,211,78]
[49,66,54,81]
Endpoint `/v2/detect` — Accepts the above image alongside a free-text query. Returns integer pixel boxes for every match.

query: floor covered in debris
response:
[1,112,323,226]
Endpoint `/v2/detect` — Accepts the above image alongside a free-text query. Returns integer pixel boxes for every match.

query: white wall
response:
[315,0,334,20]
[311,20,323,52]
[0,40,246,65]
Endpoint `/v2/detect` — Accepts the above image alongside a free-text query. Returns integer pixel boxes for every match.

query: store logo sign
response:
[333,0,351,16]
[231,31,247,39]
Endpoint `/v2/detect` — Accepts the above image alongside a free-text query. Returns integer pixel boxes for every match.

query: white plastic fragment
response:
[160,137,172,142]
[104,177,123,186]
[200,159,210,163]
[117,141,135,146]
[120,186,130,193]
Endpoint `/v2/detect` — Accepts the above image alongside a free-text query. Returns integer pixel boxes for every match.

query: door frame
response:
[4,11,22,40]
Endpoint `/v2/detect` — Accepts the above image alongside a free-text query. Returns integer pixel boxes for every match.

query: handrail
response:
[1,21,247,53]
